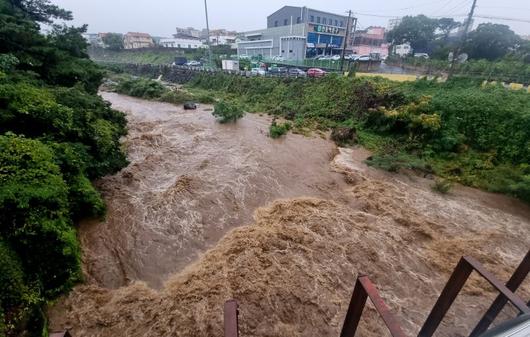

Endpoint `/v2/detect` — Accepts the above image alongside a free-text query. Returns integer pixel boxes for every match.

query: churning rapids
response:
[49,92,530,337]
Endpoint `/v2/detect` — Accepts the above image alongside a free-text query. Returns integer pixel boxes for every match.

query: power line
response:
[430,0,457,16]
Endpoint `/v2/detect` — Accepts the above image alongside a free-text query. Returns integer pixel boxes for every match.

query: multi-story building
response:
[387,18,402,31]
[159,38,207,49]
[82,33,104,47]
[123,32,154,49]
[175,27,201,39]
[237,5,355,61]
[352,26,390,58]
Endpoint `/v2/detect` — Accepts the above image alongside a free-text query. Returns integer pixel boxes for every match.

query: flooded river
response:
[50,93,530,337]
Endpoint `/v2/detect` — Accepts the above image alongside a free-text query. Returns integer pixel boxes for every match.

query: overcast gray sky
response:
[50,0,530,36]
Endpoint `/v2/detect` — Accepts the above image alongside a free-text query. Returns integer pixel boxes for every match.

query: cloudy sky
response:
[51,0,530,36]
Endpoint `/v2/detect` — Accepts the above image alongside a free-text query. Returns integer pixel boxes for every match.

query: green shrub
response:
[197,94,216,104]
[432,178,453,194]
[212,100,245,123]
[269,121,291,139]
[116,77,168,99]
[159,90,194,104]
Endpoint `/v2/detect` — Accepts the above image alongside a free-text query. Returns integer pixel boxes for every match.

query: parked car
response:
[414,53,430,59]
[288,68,307,77]
[357,55,371,61]
[269,66,288,75]
[344,54,358,60]
[331,54,341,60]
[251,68,267,76]
[272,55,285,62]
[307,68,326,78]
[186,60,201,67]
[317,55,332,60]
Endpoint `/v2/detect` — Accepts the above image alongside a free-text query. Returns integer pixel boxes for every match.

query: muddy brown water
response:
[49,93,530,337]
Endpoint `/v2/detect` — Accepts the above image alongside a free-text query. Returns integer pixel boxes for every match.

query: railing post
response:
[418,257,474,337]
[469,251,530,337]
[224,299,239,337]
[340,277,369,337]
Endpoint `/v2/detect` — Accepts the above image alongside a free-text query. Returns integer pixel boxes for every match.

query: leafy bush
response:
[269,120,291,138]
[115,77,168,99]
[158,89,194,104]
[212,100,245,123]
[196,94,216,104]
[432,178,453,194]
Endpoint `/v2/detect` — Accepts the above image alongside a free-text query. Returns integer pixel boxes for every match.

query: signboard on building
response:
[314,25,340,35]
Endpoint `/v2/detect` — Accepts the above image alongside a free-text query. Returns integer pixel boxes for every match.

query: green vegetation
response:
[0,0,128,335]
[188,73,530,203]
[115,76,167,99]
[212,100,245,123]
[111,75,216,105]
[269,120,291,138]
[432,178,453,194]
[101,33,123,51]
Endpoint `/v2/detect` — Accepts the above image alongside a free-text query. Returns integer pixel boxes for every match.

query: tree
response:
[437,17,461,39]
[387,15,439,53]
[464,23,521,61]
[7,0,72,22]
[102,32,123,50]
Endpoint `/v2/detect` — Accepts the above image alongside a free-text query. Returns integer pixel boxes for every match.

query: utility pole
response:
[448,0,477,79]
[204,0,213,68]
[340,10,353,72]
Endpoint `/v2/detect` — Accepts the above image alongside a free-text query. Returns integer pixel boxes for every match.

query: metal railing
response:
[340,276,408,337]
[222,251,529,337]
[417,253,530,337]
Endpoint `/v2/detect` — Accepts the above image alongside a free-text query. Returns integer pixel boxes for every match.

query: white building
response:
[387,18,402,31]
[393,43,412,57]
[159,38,207,49]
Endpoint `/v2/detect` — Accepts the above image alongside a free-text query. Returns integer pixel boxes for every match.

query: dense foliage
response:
[269,120,291,138]
[0,0,128,335]
[189,73,530,202]
[212,100,245,123]
[387,15,526,65]
[112,75,215,105]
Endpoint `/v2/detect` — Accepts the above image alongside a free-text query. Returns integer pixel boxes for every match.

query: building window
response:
[284,19,288,25]
[317,16,320,23]
[329,18,333,25]
[188,44,191,48]
[335,20,338,26]
[340,21,344,27]
[275,20,278,27]
[323,18,327,24]
[297,16,301,24]
[310,15,314,22]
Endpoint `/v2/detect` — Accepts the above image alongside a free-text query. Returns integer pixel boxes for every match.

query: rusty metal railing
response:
[224,299,239,337]
[340,275,408,337]
[223,251,529,337]
[469,250,530,337]
[417,253,530,337]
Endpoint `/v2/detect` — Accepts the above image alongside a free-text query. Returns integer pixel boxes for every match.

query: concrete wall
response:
[268,6,305,28]
[238,24,307,61]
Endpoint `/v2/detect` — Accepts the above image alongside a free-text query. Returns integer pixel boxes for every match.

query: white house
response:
[159,38,207,49]
[394,43,412,57]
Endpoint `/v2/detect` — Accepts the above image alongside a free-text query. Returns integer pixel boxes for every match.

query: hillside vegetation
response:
[187,73,530,202]
[0,0,127,335]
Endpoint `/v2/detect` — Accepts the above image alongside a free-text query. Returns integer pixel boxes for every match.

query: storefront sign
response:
[314,25,340,35]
